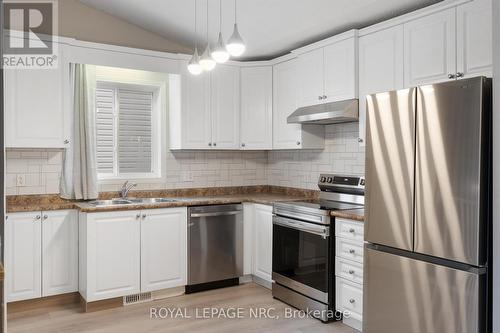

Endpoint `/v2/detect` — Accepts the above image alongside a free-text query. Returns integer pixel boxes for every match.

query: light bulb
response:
[200,44,216,71]
[226,23,245,57]
[211,32,230,63]
[187,48,202,75]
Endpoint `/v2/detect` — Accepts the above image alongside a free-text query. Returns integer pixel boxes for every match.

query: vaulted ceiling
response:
[80,0,442,60]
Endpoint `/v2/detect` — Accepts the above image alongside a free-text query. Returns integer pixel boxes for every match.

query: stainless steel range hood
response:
[287,99,359,124]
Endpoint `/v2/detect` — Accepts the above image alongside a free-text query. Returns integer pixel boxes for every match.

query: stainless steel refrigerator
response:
[363,77,492,333]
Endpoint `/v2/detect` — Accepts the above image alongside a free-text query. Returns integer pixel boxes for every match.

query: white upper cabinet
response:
[211,65,241,149]
[404,8,456,87]
[273,59,324,150]
[170,62,240,150]
[456,0,492,78]
[297,48,324,107]
[4,42,70,148]
[42,210,78,297]
[297,31,357,107]
[358,25,404,145]
[141,208,187,292]
[176,63,212,149]
[5,212,42,302]
[323,38,357,102]
[240,66,273,150]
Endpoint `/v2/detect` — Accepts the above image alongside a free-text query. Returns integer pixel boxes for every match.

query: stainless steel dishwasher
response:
[186,204,243,293]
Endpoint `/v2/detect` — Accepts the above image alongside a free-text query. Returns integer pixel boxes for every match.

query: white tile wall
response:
[267,123,365,190]
[6,149,63,195]
[5,123,364,195]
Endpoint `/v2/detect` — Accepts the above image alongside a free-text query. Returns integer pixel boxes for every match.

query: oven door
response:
[272,215,330,304]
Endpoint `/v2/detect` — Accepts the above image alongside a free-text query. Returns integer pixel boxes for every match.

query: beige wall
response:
[58,0,191,53]
[5,0,191,54]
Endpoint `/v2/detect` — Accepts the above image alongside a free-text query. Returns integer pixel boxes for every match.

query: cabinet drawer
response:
[336,277,363,321]
[335,218,364,242]
[335,257,363,284]
[336,237,364,263]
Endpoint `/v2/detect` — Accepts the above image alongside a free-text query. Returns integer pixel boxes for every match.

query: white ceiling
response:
[79,0,442,60]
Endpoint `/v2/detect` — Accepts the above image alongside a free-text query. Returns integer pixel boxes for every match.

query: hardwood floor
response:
[7,283,359,333]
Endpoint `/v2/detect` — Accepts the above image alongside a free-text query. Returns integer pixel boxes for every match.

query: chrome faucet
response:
[121,181,137,199]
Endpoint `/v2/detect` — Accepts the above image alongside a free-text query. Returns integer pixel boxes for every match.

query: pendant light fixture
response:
[211,0,230,63]
[226,0,246,57]
[199,0,216,71]
[187,0,202,75]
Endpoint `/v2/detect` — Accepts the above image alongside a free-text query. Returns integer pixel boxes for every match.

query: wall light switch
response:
[16,174,26,186]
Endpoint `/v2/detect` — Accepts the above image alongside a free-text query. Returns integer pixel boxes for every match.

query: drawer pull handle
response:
[349,270,355,275]
[349,228,355,233]
[349,298,355,304]
[349,249,356,254]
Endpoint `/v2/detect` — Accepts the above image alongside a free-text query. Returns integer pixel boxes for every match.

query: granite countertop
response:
[74,194,311,213]
[6,186,318,214]
[6,186,365,222]
[330,208,364,222]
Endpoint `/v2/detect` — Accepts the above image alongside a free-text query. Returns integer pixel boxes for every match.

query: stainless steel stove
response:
[272,173,364,322]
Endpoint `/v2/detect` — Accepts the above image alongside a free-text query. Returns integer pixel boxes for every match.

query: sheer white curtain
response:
[60,63,99,200]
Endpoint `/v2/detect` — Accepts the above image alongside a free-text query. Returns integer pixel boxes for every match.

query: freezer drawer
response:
[365,88,415,251]
[415,77,491,266]
[363,246,486,333]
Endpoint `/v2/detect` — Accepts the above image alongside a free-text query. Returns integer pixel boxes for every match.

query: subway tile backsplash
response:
[6,123,365,195]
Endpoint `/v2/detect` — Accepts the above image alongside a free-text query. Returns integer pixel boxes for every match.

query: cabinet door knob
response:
[208,142,212,146]
[136,214,141,219]
[241,143,245,147]
[448,73,456,79]
[323,95,327,99]
[349,249,356,254]
[213,142,217,147]
[358,138,363,143]
[43,215,48,220]
[456,72,464,78]
[35,215,41,220]
[64,139,69,144]
[318,96,323,100]
[349,269,355,275]
[142,213,146,218]
[349,228,355,233]
[296,141,301,146]
[349,298,355,304]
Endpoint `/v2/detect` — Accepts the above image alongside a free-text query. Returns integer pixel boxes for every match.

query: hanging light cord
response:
[219,0,222,31]
[194,0,197,49]
[234,0,237,24]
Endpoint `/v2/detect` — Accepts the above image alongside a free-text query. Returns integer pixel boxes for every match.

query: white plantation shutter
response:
[95,88,115,174]
[117,89,153,173]
[95,82,156,178]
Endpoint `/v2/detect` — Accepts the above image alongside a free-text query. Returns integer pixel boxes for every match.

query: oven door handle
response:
[273,216,330,238]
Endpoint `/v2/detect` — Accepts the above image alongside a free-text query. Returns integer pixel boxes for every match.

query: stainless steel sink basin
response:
[88,197,180,207]
[89,199,134,206]
[140,198,179,204]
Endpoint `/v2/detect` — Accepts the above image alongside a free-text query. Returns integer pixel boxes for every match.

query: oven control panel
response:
[318,174,365,189]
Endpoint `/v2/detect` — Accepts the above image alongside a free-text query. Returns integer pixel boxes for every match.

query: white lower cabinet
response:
[252,204,273,284]
[80,207,187,302]
[42,210,79,297]
[335,218,364,331]
[81,210,141,302]
[5,210,78,302]
[141,208,187,292]
[243,203,273,286]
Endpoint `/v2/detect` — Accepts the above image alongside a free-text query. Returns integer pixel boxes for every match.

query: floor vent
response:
[123,292,152,305]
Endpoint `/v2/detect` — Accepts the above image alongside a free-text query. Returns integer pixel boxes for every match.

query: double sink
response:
[89,197,180,207]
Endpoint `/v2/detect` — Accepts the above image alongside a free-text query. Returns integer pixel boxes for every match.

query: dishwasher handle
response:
[190,210,242,218]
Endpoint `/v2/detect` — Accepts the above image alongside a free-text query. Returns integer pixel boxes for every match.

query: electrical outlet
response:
[16,174,26,186]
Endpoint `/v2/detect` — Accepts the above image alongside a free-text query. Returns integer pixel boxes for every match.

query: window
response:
[95,81,160,180]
